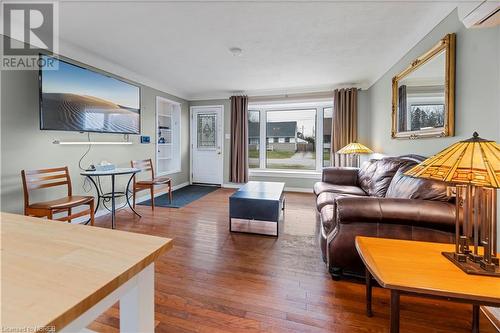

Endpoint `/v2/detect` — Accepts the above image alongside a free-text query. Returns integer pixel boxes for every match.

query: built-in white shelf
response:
[156,97,181,175]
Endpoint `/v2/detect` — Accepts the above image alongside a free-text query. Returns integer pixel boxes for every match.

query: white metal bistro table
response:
[81,167,141,229]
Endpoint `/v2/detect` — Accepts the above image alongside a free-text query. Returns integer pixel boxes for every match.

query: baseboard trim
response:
[223,183,312,193]
[71,181,190,224]
[284,187,313,193]
[222,183,242,189]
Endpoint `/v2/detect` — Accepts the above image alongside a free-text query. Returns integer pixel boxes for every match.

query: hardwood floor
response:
[89,189,496,333]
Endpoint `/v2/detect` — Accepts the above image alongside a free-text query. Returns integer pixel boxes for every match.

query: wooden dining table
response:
[0,212,172,332]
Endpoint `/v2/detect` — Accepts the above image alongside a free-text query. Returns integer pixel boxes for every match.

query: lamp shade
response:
[336,142,373,155]
[405,132,500,188]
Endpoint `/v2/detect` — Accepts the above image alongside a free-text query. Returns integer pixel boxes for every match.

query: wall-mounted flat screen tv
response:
[39,54,141,134]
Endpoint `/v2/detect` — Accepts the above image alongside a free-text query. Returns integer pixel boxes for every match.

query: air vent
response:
[475,7,500,28]
[460,2,500,28]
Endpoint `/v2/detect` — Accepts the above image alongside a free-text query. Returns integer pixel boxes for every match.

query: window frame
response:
[248,100,333,174]
[322,106,333,168]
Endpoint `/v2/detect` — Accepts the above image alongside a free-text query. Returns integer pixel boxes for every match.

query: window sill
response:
[249,169,321,179]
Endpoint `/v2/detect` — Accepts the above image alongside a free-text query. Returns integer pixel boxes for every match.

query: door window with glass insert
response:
[197,113,217,149]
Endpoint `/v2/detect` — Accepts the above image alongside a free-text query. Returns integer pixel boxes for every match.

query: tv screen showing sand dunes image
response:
[40,55,140,134]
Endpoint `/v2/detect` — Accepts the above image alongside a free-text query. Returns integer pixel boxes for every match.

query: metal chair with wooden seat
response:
[21,166,95,225]
[131,158,173,210]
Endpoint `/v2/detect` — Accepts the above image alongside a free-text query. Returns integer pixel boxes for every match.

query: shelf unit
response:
[156,97,181,175]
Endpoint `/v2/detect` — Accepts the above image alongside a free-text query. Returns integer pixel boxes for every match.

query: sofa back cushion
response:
[357,158,406,197]
[386,162,453,202]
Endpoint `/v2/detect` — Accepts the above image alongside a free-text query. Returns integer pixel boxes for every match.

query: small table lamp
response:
[405,132,500,276]
[337,142,373,167]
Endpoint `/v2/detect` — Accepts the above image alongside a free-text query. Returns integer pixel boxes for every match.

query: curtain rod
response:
[228,88,361,101]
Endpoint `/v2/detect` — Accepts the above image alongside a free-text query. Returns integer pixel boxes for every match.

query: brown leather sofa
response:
[314,155,456,279]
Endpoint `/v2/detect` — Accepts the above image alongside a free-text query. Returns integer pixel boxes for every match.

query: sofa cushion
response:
[320,204,336,234]
[386,164,453,202]
[316,191,363,211]
[322,167,358,185]
[313,182,367,196]
[357,158,406,197]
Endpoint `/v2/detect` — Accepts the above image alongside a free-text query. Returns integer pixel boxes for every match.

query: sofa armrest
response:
[335,197,456,232]
[322,167,359,185]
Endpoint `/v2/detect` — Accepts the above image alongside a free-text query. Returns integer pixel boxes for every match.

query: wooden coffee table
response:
[355,237,500,333]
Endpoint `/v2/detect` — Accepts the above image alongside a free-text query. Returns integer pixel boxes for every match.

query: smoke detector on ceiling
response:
[229,47,243,56]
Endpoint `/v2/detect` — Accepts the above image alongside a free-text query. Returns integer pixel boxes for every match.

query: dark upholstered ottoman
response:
[229,181,285,237]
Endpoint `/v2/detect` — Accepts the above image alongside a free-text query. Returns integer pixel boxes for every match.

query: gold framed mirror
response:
[392,33,456,139]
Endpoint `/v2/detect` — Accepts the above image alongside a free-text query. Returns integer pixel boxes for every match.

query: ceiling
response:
[54,0,463,100]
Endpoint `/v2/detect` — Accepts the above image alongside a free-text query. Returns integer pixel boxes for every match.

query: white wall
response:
[0,36,190,215]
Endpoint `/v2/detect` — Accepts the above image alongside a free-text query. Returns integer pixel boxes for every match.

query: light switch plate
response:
[225,134,230,139]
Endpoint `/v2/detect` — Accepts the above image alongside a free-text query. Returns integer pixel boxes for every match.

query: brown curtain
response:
[332,88,358,167]
[230,96,249,183]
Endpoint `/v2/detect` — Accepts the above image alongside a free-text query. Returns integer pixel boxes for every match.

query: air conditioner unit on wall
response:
[458,1,500,28]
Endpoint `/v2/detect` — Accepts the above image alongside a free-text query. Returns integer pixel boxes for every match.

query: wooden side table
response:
[355,237,500,333]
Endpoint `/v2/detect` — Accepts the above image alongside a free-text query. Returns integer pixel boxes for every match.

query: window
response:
[266,109,316,170]
[323,107,333,167]
[248,101,332,172]
[248,110,260,169]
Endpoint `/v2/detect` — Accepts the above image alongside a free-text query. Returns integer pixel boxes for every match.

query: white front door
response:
[190,106,224,185]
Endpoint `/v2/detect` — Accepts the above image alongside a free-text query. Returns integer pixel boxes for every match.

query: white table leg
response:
[120,263,155,333]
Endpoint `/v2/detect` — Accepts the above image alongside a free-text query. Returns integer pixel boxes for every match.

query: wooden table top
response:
[0,212,172,331]
[355,237,500,305]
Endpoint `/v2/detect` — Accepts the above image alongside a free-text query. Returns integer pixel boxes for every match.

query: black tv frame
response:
[38,53,142,135]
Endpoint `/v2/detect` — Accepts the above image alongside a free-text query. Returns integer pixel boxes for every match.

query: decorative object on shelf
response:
[337,142,373,166]
[405,132,500,276]
[158,137,165,144]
